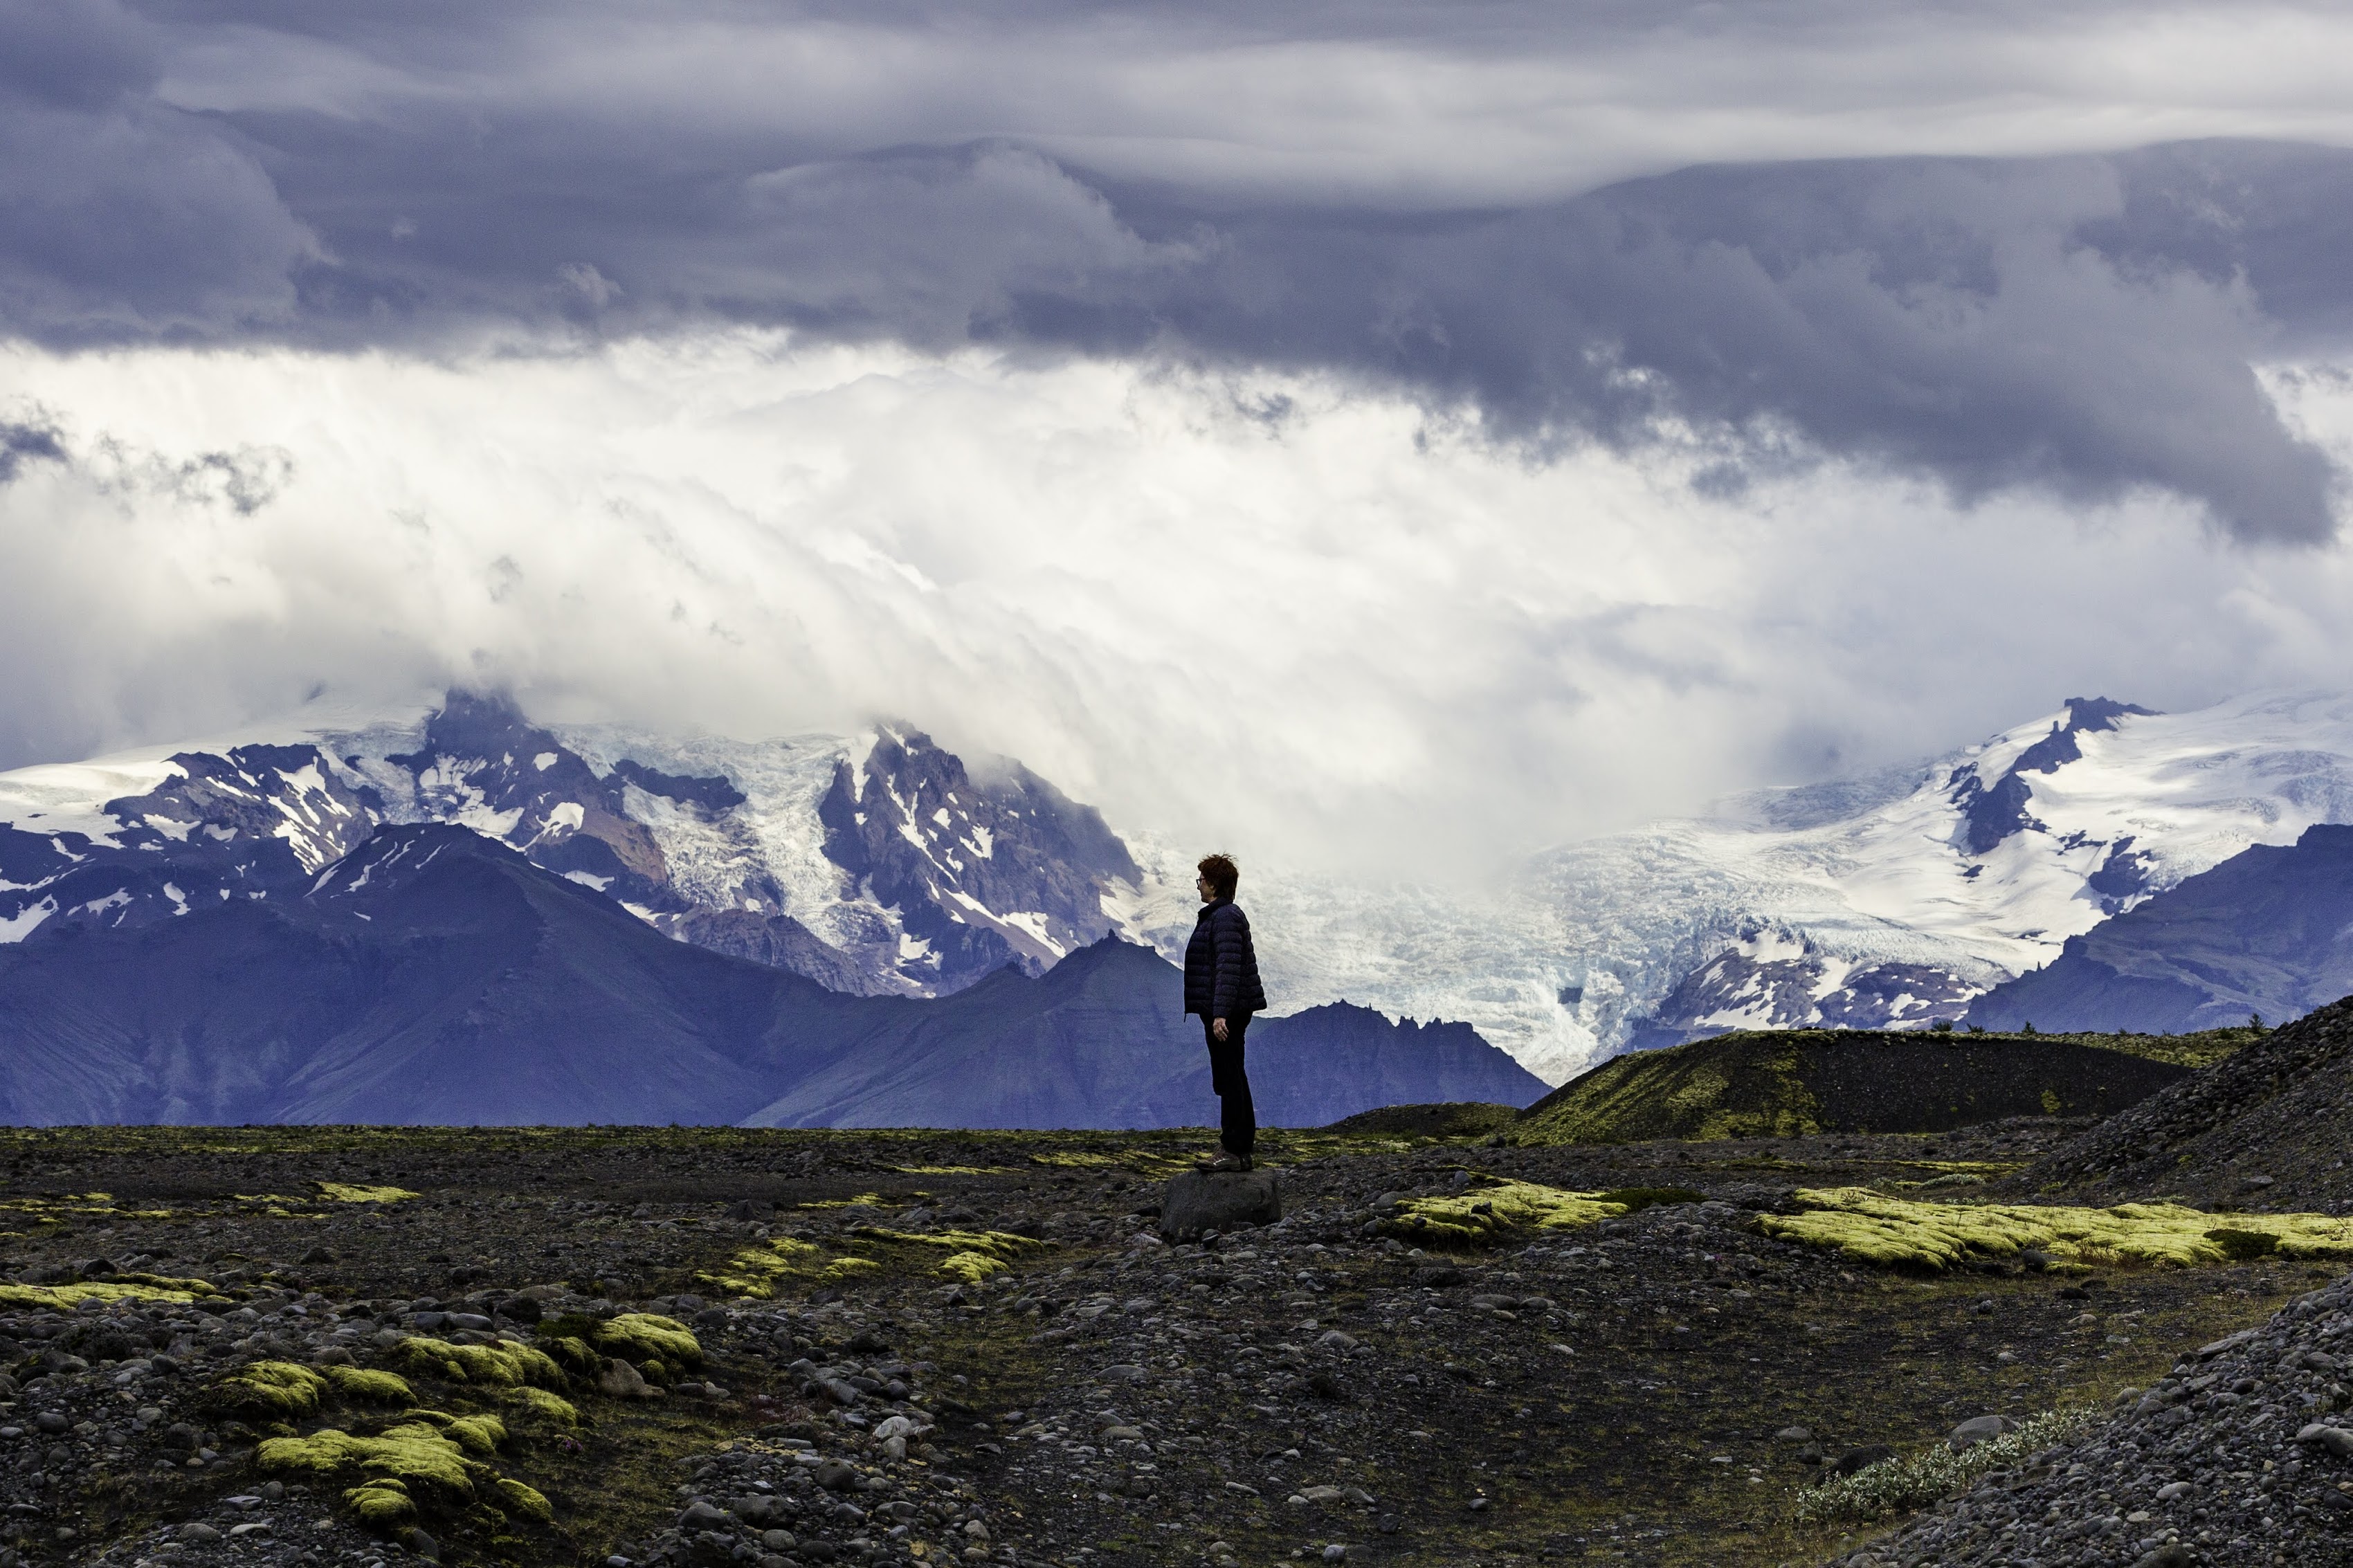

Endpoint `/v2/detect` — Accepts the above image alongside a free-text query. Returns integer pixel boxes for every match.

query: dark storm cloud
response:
[0,1,317,340]
[0,417,64,483]
[1097,150,2348,542]
[6,1,2352,537]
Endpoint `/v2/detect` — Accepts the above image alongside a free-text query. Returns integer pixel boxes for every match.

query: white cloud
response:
[6,331,2353,880]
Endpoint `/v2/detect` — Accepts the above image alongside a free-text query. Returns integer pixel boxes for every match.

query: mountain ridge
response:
[1964,822,2353,1035]
[0,823,1544,1127]
[17,686,2353,1080]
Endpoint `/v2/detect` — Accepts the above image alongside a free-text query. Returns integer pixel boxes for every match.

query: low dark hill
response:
[1511,1029,2196,1145]
[1966,823,2353,1034]
[2019,996,2353,1210]
[1320,1102,1520,1138]
[0,825,1543,1128]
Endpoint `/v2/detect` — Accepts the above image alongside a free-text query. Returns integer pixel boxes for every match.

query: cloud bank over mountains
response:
[8,1,2353,536]
[8,0,2353,869]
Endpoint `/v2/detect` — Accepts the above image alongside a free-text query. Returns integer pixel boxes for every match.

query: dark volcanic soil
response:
[0,1121,2333,1568]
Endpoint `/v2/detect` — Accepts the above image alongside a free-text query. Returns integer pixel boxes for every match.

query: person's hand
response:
[1212,1018,1229,1042]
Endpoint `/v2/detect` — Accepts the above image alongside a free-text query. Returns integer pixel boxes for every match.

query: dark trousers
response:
[1203,1014,1255,1158]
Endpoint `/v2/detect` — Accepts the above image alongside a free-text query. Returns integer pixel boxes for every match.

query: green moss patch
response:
[322,1367,416,1406]
[261,1414,550,1535]
[1381,1180,1639,1247]
[854,1226,1050,1285]
[496,1475,554,1524]
[1759,1187,2353,1270]
[0,1277,206,1311]
[216,1360,328,1420]
[507,1387,580,1426]
[345,1477,417,1529]
[698,1236,826,1297]
[594,1313,702,1368]
[314,1181,420,1203]
[259,1424,479,1510]
[406,1410,507,1455]
[392,1335,567,1389]
[532,1331,602,1380]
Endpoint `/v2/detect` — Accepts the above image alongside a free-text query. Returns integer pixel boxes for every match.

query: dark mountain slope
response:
[741,940,1197,1129]
[741,942,1549,1129]
[2018,994,2353,1209]
[272,829,889,1124]
[0,826,1536,1127]
[0,826,882,1125]
[1248,1005,1545,1127]
[1965,823,2353,1034]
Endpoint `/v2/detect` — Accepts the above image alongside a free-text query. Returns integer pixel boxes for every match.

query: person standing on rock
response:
[1183,852,1267,1173]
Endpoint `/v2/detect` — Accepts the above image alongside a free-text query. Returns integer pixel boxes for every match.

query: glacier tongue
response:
[1108,691,2353,1083]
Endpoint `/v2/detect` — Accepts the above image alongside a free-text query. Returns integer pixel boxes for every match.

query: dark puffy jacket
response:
[1183,899,1267,1021]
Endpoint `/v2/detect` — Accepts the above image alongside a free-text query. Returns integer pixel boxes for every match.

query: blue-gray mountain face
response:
[0,691,1139,999]
[0,825,1543,1127]
[1965,825,2353,1034]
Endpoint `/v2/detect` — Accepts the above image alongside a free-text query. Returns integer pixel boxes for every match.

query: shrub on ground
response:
[1794,1408,2099,1526]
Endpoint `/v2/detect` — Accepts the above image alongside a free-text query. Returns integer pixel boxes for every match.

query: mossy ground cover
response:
[1377,1178,1705,1247]
[0,1118,2332,1568]
[1760,1187,2353,1271]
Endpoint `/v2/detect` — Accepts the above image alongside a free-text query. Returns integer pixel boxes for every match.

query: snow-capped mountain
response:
[0,691,1139,999]
[12,686,2353,1088]
[1501,691,2353,1065]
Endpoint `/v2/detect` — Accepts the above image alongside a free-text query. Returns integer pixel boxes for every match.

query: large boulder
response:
[1159,1171,1283,1241]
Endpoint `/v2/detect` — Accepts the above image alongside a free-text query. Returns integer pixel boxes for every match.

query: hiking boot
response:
[1196,1151,1253,1174]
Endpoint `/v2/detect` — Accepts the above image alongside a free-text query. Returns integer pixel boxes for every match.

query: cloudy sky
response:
[7,0,2353,875]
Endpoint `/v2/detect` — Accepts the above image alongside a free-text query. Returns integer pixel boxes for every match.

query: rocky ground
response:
[0,1118,2338,1568]
[1828,1270,2353,1568]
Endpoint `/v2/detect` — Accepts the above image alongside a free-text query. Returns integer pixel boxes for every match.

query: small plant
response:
[1794,1407,2098,1525]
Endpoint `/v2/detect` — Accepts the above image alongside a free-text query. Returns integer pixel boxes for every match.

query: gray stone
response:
[1159,1171,1283,1240]
[1948,1415,2012,1452]
[678,1502,732,1532]
[1774,1426,1813,1443]
[2296,1421,2353,1460]
[599,1358,657,1399]
[1828,1443,1894,1477]
[179,1524,222,1543]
